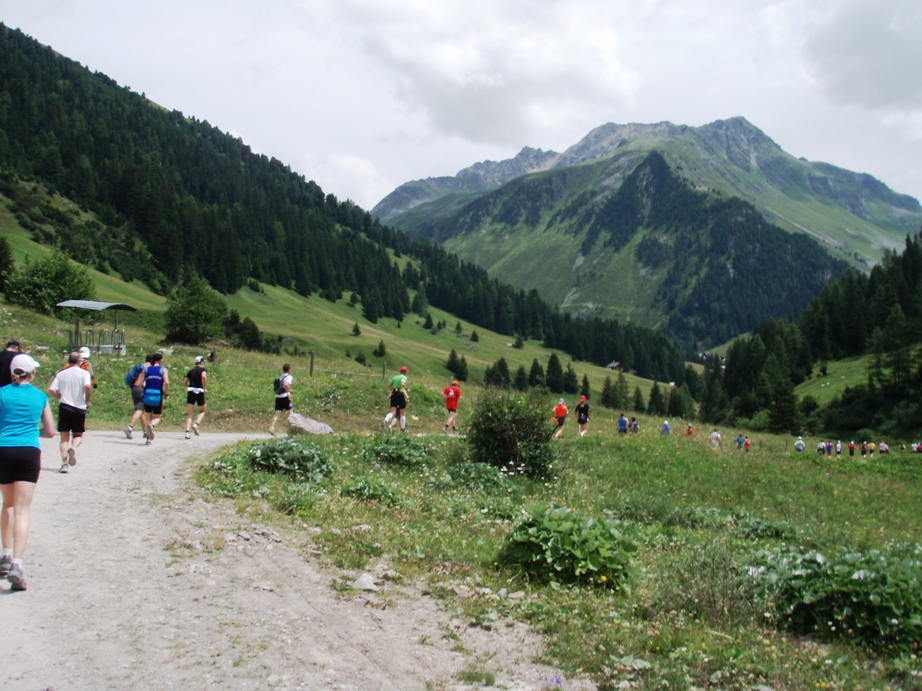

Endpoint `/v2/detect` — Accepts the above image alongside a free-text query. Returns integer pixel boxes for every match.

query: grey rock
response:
[352,573,379,591]
[287,413,334,436]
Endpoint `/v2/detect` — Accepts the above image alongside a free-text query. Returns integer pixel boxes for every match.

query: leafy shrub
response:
[4,248,95,314]
[467,388,556,478]
[498,503,636,589]
[165,272,227,343]
[362,435,432,467]
[341,476,398,506]
[248,437,333,483]
[748,543,922,652]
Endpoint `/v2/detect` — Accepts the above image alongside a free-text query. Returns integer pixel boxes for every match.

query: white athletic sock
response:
[1,548,11,558]
[12,557,23,567]
[384,413,394,424]
[400,418,406,430]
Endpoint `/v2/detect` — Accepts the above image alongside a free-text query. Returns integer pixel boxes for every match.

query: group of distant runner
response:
[794,436,894,457]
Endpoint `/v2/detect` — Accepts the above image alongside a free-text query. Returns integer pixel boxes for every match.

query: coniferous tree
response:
[647,381,666,415]
[616,372,630,406]
[514,365,529,391]
[470,330,480,342]
[768,380,799,434]
[600,376,616,408]
[528,359,545,387]
[352,323,361,336]
[580,374,591,399]
[563,362,579,394]
[546,354,565,393]
[632,386,645,412]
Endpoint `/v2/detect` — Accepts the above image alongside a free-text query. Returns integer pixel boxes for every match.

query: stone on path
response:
[287,413,334,436]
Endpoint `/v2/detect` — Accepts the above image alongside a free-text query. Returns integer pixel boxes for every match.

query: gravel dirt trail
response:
[2,431,594,690]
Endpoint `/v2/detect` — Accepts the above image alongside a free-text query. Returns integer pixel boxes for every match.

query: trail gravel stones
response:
[3,431,594,690]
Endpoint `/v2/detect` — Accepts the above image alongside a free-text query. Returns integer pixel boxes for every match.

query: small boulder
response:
[352,573,379,591]
[287,413,334,436]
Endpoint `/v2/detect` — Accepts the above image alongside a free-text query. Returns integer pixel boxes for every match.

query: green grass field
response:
[3,217,920,689]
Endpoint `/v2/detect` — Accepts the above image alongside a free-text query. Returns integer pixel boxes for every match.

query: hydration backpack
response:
[124,363,144,388]
[273,374,286,395]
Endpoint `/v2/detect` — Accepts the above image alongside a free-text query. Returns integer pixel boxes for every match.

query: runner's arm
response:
[41,401,55,438]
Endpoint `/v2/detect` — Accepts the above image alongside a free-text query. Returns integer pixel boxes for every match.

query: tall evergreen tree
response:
[546,353,565,393]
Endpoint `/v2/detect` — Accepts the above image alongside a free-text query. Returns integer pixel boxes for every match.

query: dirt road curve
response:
[2,431,593,690]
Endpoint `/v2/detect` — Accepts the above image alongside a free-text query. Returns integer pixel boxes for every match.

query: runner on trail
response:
[661,420,672,436]
[269,364,294,436]
[183,356,208,440]
[77,346,98,389]
[709,429,722,448]
[383,366,410,433]
[553,398,568,440]
[48,352,92,472]
[743,436,751,452]
[0,354,55,591]
[835,440,842,458]
[141,353,169,445]
[0,341,21,388]
[794,436,805,452]
[630,417,640,433]
[441,379,461,434]
[124,355,152,439]
[617,413,628,435]
[685,423,695,438]
[575,395,590,437]
[848,440,856,457]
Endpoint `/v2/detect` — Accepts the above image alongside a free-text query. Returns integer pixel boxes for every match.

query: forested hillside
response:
[701,234,922,437]
[0,24,686,384]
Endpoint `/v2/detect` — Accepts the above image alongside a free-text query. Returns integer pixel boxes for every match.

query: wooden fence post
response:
[309,350,315,377]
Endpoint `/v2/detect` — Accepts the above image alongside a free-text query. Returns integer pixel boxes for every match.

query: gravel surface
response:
[3,431,595,690]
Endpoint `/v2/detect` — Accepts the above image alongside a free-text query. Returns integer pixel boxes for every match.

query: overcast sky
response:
[4,1,922,210]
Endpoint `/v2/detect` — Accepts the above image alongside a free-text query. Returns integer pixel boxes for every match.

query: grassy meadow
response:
[2,226,921,688]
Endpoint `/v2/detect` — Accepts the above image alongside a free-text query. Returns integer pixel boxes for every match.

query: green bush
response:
[498,503,636,589]
[748,542,922,652]
[248,437,333,483]
[467,388,556,478]
[341,476,398,506]
[362,435,432,467]
[4,248,95,314]
[165,272,227,344]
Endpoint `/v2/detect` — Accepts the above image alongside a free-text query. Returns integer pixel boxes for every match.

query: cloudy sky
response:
[4,1,922,210]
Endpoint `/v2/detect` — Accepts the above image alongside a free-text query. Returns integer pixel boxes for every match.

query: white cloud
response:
[803,0,922,112]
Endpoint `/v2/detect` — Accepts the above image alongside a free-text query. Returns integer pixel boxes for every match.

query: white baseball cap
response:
[195,355,205,363]
[78,346,91,359]
[10,354,40,376]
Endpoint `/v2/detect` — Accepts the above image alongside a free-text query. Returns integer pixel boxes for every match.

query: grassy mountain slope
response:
[378,119,920,351]
[390,150,851,351]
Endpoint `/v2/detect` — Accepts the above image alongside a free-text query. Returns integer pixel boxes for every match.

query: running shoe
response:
[146,423,155,441]
[185,432,191,440]
[0,554,11,578]
[192,422,200,436]
[60,462,69,473]
[67,448,77,466]
[145,439,152,446]
[7,563,26,591]
[124,425,133,439]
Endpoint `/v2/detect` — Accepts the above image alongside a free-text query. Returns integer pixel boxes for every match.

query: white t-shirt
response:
[50,366,92,409]
[275,373,294,398]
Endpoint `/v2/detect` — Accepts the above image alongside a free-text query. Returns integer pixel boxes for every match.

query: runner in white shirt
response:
[48,352,92,472]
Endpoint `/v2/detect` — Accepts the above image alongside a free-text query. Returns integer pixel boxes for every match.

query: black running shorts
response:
[0,446,41,484]
[57,403,87,435]
[186,391,206,407]
[274,395,292,412]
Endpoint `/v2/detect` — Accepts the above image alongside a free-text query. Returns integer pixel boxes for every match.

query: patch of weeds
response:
[341,476,398,506]
[362,434,433,467]
[319,530,384,570]
[273,482,318,515]
[498,503,637,589]
[651,536,761,627]
[457,664,496,686]
[441,461,512,494]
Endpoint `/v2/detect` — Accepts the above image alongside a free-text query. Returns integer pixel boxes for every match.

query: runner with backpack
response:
[141,353,169,445]
[123,355,152,440]
[269,364,293,436]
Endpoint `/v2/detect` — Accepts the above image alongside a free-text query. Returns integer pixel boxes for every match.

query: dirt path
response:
[3,431,594,690]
